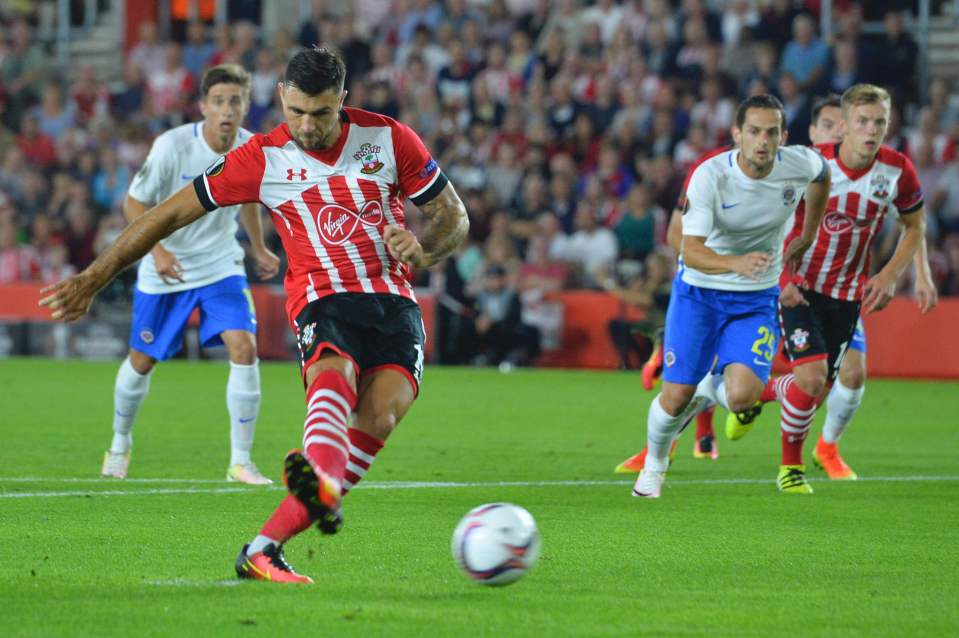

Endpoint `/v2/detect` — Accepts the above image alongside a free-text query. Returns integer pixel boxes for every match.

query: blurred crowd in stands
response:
[1,0,959,363]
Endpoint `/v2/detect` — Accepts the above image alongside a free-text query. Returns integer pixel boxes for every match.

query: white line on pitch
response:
[1,475,958,499]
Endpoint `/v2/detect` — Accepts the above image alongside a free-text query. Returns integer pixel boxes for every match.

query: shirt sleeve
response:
[392,120,449,206]
[680,163,715,237]
[803,146,829,183]
[893,155,924,214]
[128,136,175,205]
[192,137,265,211]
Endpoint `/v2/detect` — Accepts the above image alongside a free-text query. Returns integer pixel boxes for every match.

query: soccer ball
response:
[451,503,541,586]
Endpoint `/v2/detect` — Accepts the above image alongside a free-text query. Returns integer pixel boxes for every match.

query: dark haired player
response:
[632,95,831,499]
[40,47,469,583]
[100,64,279,484]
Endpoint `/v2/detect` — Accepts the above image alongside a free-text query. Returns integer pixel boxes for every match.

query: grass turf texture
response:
[1,359,957,637]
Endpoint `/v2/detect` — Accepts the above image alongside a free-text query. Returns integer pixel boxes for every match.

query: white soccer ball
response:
[451,503,541,586]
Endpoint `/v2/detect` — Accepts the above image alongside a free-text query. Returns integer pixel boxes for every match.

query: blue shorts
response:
[129,275,257,361]
[849,317,866,353]
[662,277,779,385]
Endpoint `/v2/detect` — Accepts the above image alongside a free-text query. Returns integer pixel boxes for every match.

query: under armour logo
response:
[287,168,307,181]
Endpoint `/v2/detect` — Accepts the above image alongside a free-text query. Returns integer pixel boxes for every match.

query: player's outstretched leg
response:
[342,428,384,495]
[224,358,272,485]
[102,354,153,478]
[285,366,357,533]
[777,373,821,494]
[692,407,718,459]
[633,387,702,498]
[814,377,864,480]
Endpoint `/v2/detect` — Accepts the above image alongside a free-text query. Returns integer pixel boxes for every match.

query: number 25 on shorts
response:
[751,326,776,362]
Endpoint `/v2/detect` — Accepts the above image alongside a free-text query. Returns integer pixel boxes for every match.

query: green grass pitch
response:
[1,359,957,637]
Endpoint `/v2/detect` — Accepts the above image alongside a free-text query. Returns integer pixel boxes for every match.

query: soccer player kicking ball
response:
[632,94,831,499]
[726,85,931,492]
[40,47,469,583]
[101,64,280,484]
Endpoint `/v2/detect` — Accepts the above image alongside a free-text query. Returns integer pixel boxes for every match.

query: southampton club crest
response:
[298,322,317,353]
[354,143,384,175]
[782,185,798,207]
[789,328,810,352]
[870,173,891,199]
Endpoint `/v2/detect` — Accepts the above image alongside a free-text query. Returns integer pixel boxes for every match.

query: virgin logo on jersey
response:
[317,200,384,245]
[822,212,872,235]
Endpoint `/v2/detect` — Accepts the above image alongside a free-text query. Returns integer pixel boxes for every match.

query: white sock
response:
[822,379,865,443]
[110,357,151,453]
[247,534,277,554]
[645,395,686,472]
[694,373,729,411]
[227,359,261,466]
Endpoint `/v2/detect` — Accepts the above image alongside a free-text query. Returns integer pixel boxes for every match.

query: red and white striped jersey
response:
[194,107,447,321]
[788,143,923,302]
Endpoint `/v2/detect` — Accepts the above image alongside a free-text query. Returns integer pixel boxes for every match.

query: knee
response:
[726,391,758,414]
[660,385,695,416]
[362,410,398,441]
[228,337,257,365]
[723,375,763,413]
[839,365,866,390]
[128,350,156,375]
[795,372,827,398]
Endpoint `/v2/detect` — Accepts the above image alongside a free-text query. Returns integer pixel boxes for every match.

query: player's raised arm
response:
[863,205,925,314]
[384,181,469,268]
[39,185,208,321]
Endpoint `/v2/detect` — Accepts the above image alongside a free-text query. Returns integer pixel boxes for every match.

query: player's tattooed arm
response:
[417,181,469,265]
[385,181,469,268]
[39,186,208,321]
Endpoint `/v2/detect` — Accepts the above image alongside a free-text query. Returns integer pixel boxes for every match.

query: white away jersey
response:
[128,121,253,294]
[681,145,827,291]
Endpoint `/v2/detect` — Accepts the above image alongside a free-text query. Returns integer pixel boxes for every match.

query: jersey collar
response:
[283,111,351,166]
[834,142,876,181]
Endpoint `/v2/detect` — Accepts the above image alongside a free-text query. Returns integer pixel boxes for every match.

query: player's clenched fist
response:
[39,273,98,322]
[383,224,426,267]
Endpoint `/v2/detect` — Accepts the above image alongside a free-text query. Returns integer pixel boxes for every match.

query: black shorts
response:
[293,293,425,395]
[778,287,861,381]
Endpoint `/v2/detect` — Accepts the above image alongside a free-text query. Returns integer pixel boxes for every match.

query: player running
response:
[100,64,279,484]
[614,147,731,474]
[726,85,933,492]
[632,94,831,499]
[40,47,469,583]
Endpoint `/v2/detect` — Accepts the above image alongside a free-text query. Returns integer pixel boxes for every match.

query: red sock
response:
[303,370,356,485]
[694,407,715,438]
[342,428,385,495]
[780,377,818,466]
[762,374,794,403]
[259,495,312,542]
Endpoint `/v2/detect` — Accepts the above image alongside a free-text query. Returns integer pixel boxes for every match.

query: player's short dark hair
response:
[284,45,346,96]
[735,94,786,130]
[201,64,251,98]
[811,94,842,124]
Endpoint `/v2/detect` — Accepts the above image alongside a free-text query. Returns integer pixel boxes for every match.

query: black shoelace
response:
[264,545,295,573]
